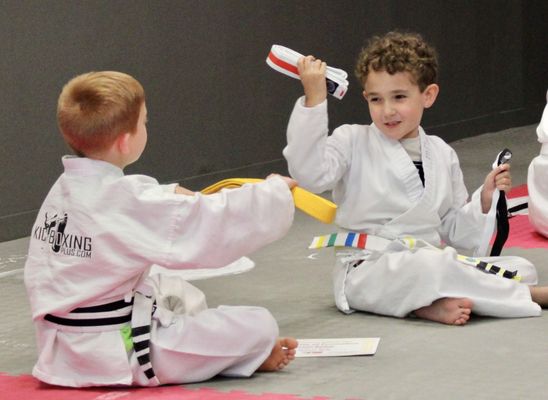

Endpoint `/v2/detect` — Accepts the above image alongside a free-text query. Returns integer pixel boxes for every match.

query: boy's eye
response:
[369,97,380,103]
[395,94,407,100]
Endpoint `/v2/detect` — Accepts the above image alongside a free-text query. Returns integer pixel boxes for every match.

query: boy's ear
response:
[422,84,439,108]
[116,132,132,155]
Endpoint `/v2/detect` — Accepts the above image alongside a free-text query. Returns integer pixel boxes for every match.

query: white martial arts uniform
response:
[284,97,540,318]
[528,93,548,237]
[24,156,294,387]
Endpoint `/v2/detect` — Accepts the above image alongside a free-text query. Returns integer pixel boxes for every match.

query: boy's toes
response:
[281,337,298,350]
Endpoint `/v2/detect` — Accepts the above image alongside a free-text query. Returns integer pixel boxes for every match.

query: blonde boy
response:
[283,32,548,325]
[25,71,297,387]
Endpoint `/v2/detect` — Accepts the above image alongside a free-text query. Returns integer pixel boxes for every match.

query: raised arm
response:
[283,56,351,193]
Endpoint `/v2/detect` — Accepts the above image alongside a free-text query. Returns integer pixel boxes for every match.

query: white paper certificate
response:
[295,338,380,358]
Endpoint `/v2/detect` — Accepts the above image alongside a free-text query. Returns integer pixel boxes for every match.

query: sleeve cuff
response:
[296,96,328,111]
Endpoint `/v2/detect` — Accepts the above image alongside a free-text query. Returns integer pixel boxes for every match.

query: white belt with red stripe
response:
[266,44,349,99]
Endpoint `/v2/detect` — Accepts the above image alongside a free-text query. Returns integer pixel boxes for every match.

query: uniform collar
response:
[62,155,124,177]
[370,124,425,202]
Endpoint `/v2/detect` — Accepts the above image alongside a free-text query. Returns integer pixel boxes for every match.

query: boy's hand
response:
[297,55,327,107]
[267,173,298,190]
[480,163,512,213]
[175,185,195,195]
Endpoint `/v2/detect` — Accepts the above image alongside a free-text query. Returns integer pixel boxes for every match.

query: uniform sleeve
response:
[438,148,490,251]
[283,97,351,193]
[161,176,295,269]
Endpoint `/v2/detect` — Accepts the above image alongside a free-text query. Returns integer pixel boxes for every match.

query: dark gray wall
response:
[1,0,547,241]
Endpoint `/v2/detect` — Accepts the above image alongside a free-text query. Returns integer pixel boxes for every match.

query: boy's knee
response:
[220,305,279,343]
[251,308,279,341]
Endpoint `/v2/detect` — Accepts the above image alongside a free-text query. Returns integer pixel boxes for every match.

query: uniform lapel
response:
[376,128,441,243]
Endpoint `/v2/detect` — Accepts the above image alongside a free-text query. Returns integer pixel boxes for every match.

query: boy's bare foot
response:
[530,286,548,307]
[414,297,473,325]
[258,337,298,372]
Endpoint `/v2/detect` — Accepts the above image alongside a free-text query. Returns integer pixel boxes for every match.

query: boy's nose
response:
[383,102,396,116]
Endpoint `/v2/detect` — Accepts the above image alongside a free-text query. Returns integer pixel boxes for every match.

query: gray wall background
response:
[1,0,547,242]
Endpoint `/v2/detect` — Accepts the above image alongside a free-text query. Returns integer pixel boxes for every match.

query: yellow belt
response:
[201,178,337,224]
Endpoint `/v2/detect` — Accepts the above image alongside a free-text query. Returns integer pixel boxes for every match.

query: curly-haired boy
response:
[284,32,548,325]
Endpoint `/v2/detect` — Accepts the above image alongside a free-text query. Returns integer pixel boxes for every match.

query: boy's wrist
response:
[480,188,492,214]
[304,94,326,108]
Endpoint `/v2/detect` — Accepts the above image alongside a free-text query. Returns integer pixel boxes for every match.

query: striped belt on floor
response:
[309,232,390,252]
[310,232,521,281]
[44,292,160,385]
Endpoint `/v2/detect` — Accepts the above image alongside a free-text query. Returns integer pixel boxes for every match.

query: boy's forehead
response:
[364,70,417,92]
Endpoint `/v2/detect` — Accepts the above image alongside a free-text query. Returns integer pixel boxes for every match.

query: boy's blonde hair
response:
[57,71,145,155]
[355,31,438,92]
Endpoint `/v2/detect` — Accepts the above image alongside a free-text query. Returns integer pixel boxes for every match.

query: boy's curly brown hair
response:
[355,31,438,92]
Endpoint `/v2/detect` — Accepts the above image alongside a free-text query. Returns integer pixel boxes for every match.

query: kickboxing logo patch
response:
[33,212,92,258]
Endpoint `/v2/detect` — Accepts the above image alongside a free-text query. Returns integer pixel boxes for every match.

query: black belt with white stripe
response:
[45,296,159,384]
[44,298,133,326]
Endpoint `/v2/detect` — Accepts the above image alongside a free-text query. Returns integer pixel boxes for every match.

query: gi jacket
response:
[24,156,294,386]
[284,97,488,250]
